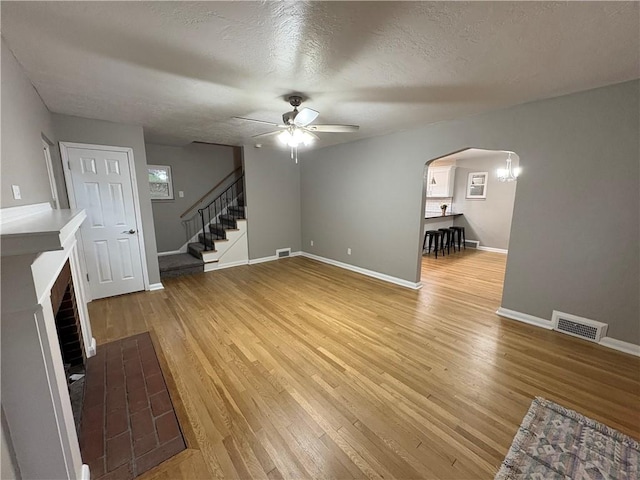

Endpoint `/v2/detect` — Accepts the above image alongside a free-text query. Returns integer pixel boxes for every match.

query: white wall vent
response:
[276,248,291,259]
[551,310,608,343]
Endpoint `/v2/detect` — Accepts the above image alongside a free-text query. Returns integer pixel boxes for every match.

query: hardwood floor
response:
[88,251,640,479]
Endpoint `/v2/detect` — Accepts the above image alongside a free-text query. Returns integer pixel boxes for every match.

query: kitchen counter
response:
[425,212,463,220]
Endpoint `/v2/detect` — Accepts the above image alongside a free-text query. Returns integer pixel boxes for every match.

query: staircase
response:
[159,175,247,278]
[188,195,247,271]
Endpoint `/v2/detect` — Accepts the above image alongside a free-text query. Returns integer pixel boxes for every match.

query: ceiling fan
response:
[233,95,359,163]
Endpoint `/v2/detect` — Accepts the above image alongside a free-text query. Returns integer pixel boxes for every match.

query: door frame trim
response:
[60,142,150,299]
[42,139,60,209]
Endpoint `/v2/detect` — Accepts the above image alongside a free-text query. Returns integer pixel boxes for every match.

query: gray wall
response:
[0,38,56,208]
[243,146,301,259]
[302,137,421,278]
[1,407,19,480]
[53,114,161,285]
[450,154,518,250]
[301,80,639,344]
[146,143,240,252]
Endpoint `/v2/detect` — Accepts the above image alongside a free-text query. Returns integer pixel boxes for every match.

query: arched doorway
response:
[419,148,520,301]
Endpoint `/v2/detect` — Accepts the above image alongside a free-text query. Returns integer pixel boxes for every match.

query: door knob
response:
[122,229,136,234]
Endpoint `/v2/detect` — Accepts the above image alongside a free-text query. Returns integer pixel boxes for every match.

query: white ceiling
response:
[2,2,638,148]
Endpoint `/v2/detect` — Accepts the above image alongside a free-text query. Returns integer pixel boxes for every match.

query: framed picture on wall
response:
[466,172,488,199]
[148,165,174,200]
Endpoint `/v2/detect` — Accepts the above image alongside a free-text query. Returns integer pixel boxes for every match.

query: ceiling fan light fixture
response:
[278,128,314,148]
[291,128,305,146]
[235,94,357,162]
[278,130,292,145]
[299,130,315,146]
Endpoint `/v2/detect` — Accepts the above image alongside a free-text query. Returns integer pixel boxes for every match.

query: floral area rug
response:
[496,397,639,479]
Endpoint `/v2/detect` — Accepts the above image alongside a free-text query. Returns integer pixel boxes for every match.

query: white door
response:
[66,146,145,299]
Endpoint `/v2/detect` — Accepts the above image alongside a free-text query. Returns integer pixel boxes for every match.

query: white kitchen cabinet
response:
[427,165,456,197]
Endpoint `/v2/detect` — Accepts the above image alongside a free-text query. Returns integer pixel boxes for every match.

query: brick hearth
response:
[79,333,186,479]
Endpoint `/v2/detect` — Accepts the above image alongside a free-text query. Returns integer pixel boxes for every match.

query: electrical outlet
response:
[178,191,184,198]
[11,185,21,200]
[347,248,351,255]
[310,240,314,246]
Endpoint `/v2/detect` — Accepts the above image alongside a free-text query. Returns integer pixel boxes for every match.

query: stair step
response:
[159,253,203,278]
[219,214,237,228]
[188,242,218,257]
[198,232,217,248]
[188,242,205,258]
[208,223,227,239]
[228,206,245,218]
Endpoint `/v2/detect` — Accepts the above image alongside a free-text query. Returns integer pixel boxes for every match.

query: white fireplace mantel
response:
[1,203,92,480]
[0,203,86,257]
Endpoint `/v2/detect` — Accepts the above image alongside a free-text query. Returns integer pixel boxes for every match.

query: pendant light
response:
[497,152,521,182]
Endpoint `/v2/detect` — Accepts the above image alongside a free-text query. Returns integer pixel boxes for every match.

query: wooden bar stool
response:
[424,230,445,258]
[450,226,466,250]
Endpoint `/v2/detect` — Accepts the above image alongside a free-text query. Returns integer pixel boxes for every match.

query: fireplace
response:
[1,203,93,479]
[51,259,87,432]
[52,260,85,368]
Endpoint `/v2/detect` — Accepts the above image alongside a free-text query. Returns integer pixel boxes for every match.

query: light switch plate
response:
[178,191,184,198]
[11,185,21,200]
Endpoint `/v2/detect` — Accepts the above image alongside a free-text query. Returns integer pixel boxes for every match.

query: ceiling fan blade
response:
[234,116,282,127]
[306,124,360,133]
[300,129,320,141]
[293,108,319,127]
[251,130,283,139]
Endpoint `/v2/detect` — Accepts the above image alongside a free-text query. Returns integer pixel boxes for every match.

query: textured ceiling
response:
[2,1,638,147]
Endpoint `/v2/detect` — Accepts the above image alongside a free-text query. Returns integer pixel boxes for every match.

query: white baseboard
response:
[87,337,97,357]
[205,259,248,272]
[148,283,164,291]
[496,307,553,330]
[465,239,507,254]
[598,337,640,357]
[477,246,508,254]
[248,251,302,265]
[249,250,423,290]
[157,250,184,257]
[497,307,640,356]
[300,252,422,290]
[81,464,90,480]
[248,255,278,265]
